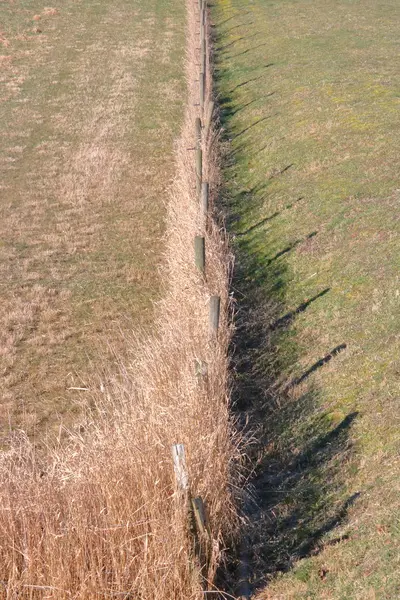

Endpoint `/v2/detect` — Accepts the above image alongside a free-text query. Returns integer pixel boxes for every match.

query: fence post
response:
[209,296,221,338]
[195,148,202,196]
[194,236,205,273]
[192,496,210,538]
[195,117,202,149]
[172,444,189,493]
[200,36,206,74]
[200,72,205,111]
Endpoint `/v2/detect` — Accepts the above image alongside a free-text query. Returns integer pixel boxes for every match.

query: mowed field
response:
[0,0,185,440]
[213,0,400,598]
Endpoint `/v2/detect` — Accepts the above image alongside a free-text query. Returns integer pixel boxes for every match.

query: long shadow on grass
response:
[220,189,358,597]
[213,34,358,600]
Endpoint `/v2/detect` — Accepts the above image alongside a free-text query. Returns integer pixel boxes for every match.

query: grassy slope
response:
[212,0,400,598]
[0,0,185,440]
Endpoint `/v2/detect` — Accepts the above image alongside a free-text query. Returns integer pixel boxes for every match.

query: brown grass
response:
[0,1,238,598]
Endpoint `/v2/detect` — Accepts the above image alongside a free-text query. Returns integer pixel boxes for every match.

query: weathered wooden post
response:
[200,5,206,112]
[209,296,221,338]
[200,36,206,73]
[195,117,202,149]
[195,147,202,196]
[202,2,206,21]
[172,444,189,493]
[200,72,205,111]
[192,495,211,583]
[194,236,205,273]
[192,496,210,538]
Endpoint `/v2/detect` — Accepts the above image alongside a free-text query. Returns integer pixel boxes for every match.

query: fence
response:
[171,0,225,589]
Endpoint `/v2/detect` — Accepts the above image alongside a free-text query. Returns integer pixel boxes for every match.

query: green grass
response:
[0,0,185,440]
[212,0,400,597]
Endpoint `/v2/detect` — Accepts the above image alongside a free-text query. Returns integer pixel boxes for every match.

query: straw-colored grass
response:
[0,1,238,598]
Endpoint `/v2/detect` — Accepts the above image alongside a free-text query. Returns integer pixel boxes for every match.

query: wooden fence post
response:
[192,495,211,584]
[194,236,205,273]
[195,117,202,149]
[200,35,206,73]
[195,148,202,196]
[172,444,189,493]
[171,444,192,547]
[192,496,210,538]
[209,296,221,337]
[200,72,205,111]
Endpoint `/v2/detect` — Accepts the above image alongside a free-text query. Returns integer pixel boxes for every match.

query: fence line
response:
[172,0,232,591]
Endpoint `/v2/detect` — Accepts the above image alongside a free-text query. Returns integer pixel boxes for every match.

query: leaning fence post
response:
[209,296,221,338]
[194,236,205,273]
[192,496,210,538]
[195,147,202,196]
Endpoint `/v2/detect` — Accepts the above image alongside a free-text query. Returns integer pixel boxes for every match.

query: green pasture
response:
[213,0,400,597]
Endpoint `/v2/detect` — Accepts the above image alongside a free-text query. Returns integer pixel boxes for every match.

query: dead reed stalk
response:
[0,1,239,598]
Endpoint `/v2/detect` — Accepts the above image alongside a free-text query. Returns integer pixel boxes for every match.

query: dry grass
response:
[0,1,239,598]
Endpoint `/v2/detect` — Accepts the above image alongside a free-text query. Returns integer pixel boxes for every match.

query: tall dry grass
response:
[0,1,239,598]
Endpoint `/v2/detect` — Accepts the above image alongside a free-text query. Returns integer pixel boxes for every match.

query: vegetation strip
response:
[0,1,238,597]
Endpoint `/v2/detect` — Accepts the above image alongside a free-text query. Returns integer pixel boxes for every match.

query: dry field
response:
[0,0,185,440]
